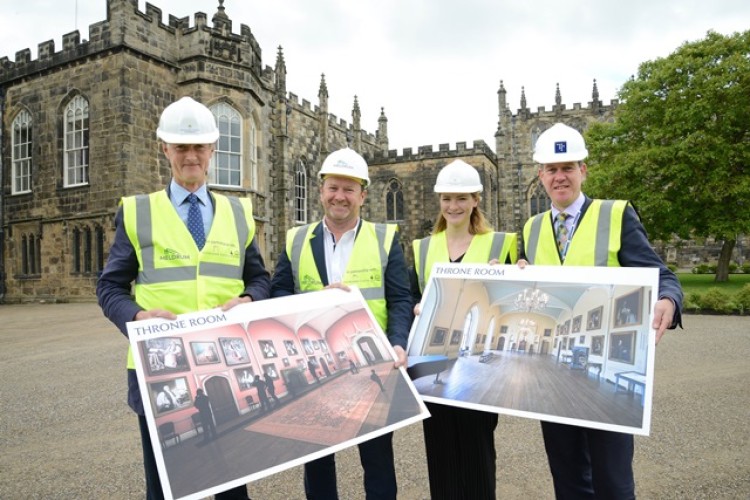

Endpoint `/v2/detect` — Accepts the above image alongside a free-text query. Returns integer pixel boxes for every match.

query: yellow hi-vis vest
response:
[413,231,518,292]
[523,199,628,266]
[285,221,397,332]
[123,190,255,368]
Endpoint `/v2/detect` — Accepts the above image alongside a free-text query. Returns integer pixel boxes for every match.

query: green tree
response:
[585,30,750,282]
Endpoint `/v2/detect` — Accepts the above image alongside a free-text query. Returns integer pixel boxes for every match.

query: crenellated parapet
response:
[509,80,618,121]
[367,140,495,164]
[0,0,267,91]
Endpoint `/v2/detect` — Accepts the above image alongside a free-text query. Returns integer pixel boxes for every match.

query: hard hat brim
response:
[157,130,220,145]
[434,185,483,193]
[320,173,369,187]
[532,150,588,164]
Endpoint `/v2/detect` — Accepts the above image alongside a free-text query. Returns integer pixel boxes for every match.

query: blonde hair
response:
[432,192,492,235]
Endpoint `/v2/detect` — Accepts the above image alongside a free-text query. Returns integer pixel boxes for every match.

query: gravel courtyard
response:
[1,303,748,499]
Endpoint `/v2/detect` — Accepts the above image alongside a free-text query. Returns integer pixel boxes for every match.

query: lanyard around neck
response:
[559,210,582,262]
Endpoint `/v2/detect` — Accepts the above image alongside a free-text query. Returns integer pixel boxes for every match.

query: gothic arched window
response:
[528,180,551,217]
[294,160,308,224]
[210,102,243,187]
[64,95,89,187]
[385,178,404,221]
[12,110,33,194]
[21,232,41,275]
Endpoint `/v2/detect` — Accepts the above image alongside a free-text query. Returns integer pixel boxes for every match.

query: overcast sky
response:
[2,1,749,151]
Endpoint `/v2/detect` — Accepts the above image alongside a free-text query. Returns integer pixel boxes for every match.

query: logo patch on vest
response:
[160,247,190,261]
[301,274,319,287]
[202,239,241,258]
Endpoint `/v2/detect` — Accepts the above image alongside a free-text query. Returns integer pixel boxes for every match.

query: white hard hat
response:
[532,123,588,164]
[319,147,370,186]
[434,160,483,193]
[156,96,220,144]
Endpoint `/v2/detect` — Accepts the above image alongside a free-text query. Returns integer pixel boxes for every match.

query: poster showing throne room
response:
[128,288,428,500]
[406,263,659,436]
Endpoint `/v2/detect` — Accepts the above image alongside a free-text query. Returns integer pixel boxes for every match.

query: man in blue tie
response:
[97,96,269,500]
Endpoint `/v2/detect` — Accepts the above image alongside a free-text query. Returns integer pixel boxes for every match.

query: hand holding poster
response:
[406,263,658,435]
[128,287,428,500]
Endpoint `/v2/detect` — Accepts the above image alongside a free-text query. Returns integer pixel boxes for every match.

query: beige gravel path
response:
[0,303,747,499]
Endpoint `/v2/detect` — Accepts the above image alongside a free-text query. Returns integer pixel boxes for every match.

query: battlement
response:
[515,98,619,119]
[367,140,495,164]
[1,0,264,84]
[283,91,375,142]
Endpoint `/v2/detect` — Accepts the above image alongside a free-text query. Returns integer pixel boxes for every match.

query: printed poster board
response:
[406,264,659,436]
[128,288,428,500]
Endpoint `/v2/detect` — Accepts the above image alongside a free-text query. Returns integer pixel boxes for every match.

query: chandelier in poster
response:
[406,263,659,436]
[128,287,428,500]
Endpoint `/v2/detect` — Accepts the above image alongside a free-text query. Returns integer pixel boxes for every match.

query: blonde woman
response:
[411,160,517,499]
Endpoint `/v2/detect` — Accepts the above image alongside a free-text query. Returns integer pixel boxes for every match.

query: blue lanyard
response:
[559,210,581,262]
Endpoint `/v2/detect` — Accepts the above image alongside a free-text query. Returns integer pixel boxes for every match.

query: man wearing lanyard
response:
[521,123,683,499]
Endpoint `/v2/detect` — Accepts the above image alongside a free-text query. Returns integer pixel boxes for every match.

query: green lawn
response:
[677,273,750,297]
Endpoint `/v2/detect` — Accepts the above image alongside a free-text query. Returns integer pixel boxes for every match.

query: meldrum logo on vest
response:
[301,275,319,287]
[160,247,190,261]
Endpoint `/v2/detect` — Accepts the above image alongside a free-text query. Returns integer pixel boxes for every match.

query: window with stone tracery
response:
[210,102,243,187]
[20,232,41,276]
[63,95,89,187]
[385,178,404,221]
[12,110,33,194]
[71,225,105,275]
[528,179,551,217]
[294,159,308,224]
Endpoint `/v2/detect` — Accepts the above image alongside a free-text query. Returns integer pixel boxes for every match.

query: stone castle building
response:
[0,0,741,303]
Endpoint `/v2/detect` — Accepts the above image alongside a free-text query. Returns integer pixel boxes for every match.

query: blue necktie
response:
[186,194,205,250]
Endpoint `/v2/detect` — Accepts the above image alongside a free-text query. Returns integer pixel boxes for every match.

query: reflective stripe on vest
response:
[124,191,254,369]
[286,221,395,330]
[414,231,518,292]
[523,200,627,266]
[133,195,249,284]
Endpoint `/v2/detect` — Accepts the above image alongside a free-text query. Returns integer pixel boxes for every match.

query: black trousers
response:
[423,402,498,500]
[303,432,396,499]
[541,421,635,500]
[137,415,249,499]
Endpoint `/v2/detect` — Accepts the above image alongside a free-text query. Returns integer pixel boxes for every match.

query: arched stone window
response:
[385,178,404,221]
[528,179,550,217]
[12,109,33,194]
[294,159,308,224]
[71,225,102,275]
[530,125,543,151]
[210,102,243,187]
[20,232,41,275]
[63,95,89,187]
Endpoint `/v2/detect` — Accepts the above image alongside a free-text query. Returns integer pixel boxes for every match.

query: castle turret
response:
[212,0,231,34]
[519,86,529,120]
[495,80,510,161]
[554,83,564,116]
[352,95,362,151]
[272,45,291,255]
[377,107,389,155]
[318,73,329,154]
[591,78,601,114]
[274,45,286,97]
